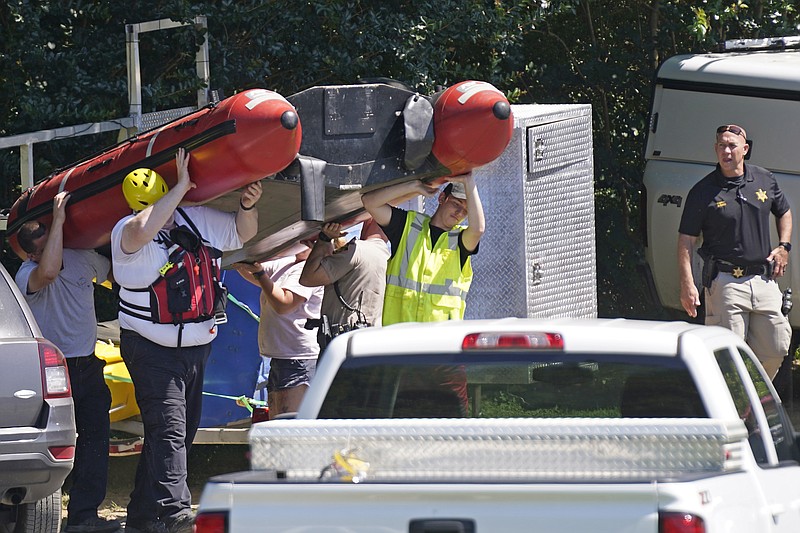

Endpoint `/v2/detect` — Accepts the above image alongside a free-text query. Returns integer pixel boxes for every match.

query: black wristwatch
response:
[318,231,332,242]
[779,242,792,252]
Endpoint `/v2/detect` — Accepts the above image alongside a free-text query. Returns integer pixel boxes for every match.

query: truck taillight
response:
[462,332,564,350]
[659,511,705,533]
[195,511,228,533]
[39,341,71,399]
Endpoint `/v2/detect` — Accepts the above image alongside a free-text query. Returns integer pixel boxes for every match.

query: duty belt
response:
[716,261,769,278]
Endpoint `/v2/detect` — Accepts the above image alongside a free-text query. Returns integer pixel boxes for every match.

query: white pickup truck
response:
[195,318,800,533]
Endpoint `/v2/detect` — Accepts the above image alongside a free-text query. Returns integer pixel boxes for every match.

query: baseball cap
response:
[447,181,467,200]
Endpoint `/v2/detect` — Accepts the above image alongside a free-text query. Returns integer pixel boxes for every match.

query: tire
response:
[13,489,62,533]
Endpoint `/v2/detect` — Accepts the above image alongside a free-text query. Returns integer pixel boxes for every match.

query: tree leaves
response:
[1,0,797,313]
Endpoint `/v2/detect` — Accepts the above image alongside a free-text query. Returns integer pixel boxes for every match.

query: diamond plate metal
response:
[139,106,196,131]
[466,104,596,319]
[250,418,746,482]
[333,104,596,319]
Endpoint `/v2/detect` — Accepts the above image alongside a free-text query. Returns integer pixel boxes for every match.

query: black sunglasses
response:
[716,125,746,138]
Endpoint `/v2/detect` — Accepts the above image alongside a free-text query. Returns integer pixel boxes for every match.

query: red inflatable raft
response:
[6,88,301,258]
[431,80,513,176]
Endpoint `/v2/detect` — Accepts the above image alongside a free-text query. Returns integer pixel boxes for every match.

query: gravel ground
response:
[61,445,250,524]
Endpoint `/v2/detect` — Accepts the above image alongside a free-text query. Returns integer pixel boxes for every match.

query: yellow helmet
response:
[122,168,169,211]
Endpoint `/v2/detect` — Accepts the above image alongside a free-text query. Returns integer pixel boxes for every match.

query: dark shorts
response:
[267,358,317,391]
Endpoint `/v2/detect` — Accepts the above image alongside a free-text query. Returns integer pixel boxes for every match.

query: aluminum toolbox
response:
[249,418,746,482]
[440,104,597,319]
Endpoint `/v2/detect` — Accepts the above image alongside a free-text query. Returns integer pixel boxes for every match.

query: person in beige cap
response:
[361,173,485,325]
[677,124,792,379]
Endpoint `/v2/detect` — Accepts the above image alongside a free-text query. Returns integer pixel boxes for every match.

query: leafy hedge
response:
[1,0,796,317]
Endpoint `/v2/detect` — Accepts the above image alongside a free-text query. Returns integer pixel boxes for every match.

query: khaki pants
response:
[705,272,791,378]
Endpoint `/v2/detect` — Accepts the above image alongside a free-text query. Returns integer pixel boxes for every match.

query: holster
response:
[306,315,332,351]
[702,258,718,289]
[314,315,371,351]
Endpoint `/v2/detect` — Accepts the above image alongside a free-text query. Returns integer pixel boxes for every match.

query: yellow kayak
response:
[96,338,140,423]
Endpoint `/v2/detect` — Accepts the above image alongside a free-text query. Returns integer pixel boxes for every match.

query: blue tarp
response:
[199,269,263,427]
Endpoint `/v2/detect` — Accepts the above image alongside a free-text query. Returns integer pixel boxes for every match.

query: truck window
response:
[714,348,767,463]
[714,348,799,464]
[317,353,708,420]
[738,348,799,463]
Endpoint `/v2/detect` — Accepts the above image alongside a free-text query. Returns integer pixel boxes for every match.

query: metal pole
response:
[195,16,210,107]
[20,143,34,191]
[125,24,142,131]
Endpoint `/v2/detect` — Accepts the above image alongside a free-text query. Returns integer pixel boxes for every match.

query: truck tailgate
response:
[200,474,660,532]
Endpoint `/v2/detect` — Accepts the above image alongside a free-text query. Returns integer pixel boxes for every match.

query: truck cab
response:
[642,37,800,329]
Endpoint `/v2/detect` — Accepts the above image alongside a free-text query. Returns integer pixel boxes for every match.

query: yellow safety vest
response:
[382,211,473,325]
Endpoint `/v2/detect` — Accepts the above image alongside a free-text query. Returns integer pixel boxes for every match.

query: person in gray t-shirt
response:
[14,191,119,533]
[300,218,390,349]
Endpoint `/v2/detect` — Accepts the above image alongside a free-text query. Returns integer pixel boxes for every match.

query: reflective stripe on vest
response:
[383,211,473,325]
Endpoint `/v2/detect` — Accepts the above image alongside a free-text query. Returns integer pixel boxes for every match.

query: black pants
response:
[66,354,112,525]
[120,329,210,526]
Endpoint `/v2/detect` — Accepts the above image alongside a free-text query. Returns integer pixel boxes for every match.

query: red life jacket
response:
[119,210,227,326]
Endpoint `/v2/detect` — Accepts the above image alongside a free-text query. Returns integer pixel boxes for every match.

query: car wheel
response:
[11,489,62,533]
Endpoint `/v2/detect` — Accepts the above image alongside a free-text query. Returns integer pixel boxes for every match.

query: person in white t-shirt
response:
[236,246,323,418]
[111,148,261,533]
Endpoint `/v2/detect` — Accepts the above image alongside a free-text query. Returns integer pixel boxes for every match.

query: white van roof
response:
[657,49,800,91]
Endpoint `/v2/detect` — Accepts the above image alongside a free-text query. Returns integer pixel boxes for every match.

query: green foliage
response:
[0,0,798,312]
[478,391,619,418]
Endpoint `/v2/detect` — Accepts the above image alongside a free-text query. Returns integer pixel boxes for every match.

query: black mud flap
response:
[638,259,663,310]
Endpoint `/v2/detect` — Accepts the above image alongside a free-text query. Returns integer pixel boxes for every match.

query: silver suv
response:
[0,261,75,532]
